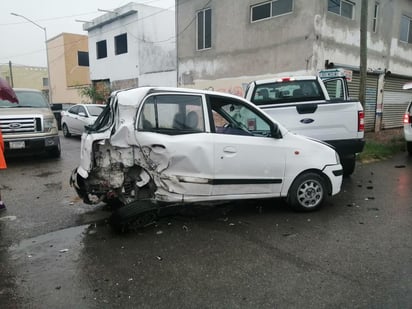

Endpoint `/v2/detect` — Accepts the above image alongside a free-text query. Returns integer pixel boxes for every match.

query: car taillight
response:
[276,77,295,82]
[358,110,365,132]
[404,113,411,124]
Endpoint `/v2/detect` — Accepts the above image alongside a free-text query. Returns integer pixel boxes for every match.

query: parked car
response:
[244,69,365,176]
[403,82,412,155]
[51,103,74,130]
[70,87,343,229]
[0,88,61,158]
[61,104,105,137]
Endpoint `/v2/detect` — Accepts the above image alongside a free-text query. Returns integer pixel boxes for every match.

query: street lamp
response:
[11,12,53,103]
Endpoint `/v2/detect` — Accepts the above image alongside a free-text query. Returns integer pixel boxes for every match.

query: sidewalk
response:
[365,128,403,144]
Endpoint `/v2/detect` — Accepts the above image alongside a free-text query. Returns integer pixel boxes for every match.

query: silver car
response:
[61,104,104,137]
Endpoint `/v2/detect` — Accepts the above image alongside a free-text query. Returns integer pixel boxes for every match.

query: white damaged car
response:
[70,87,343,229]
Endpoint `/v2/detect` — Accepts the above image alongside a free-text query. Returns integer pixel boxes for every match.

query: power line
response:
[1,0,210,63]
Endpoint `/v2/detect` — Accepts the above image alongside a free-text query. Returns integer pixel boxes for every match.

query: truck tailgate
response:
[260,100,363,141]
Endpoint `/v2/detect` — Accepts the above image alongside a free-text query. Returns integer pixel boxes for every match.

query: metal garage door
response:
[382,76,412,129]
[347,72,378,132]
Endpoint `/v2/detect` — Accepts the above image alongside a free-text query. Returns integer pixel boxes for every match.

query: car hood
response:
[0,107,53,117]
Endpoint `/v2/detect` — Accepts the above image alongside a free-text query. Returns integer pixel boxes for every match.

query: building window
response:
[78,51,89,67]
[197,8,211,50]
[328,0,354,19]
[251,0,293,22]
[96,40,107,59]
[43,77,49,87]
[115,33,128,55]
[400,15,412,43]
[372,2,379,33]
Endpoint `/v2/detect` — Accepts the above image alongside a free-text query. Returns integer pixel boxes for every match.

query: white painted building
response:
[83,2,176,90]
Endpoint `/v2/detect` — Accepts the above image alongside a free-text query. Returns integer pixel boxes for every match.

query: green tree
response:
[79,85,111,104]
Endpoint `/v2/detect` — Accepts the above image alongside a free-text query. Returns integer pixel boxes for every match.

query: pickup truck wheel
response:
[342,156,356,176]
[287,173,326,212]
[407,142,412,155]
[48,145,61,158]
[62,123,71,137]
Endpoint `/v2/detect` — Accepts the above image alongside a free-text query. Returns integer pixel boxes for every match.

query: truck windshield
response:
[252,80,325,105]
[0,91,49,108]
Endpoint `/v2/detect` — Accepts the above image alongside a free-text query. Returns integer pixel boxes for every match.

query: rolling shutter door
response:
[347,72,378,132]
[382,76,412,129]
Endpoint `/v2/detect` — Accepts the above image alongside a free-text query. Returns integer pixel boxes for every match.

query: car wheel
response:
[62,123,71,137]
[287,172,326,212]
[47,145,61,158]
[407,142,412,155]
[341,155,356,177]
[110,202,157,233]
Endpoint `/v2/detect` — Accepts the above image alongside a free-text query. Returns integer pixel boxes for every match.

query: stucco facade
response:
[47,33,91,104]
[83,2,176,90]
[176,0,412,130]
[0,64,48,92]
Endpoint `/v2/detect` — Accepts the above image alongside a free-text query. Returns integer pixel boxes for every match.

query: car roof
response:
[114,86,250,106]
[253,76,318,85]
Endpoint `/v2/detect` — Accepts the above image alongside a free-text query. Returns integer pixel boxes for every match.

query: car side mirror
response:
[78,112,87,117]
[271,123,282,139]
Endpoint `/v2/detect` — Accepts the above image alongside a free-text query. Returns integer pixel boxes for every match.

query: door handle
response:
[151,144,166,149]
[223,146,237,154]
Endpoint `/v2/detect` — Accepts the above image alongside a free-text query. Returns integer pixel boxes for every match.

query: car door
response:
[71,105,88,134]
[208,95,286,196]
[133,93,215,198]
[65,105,79,133]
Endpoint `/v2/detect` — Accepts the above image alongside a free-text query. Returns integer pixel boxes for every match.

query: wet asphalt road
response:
[0,134,411,309]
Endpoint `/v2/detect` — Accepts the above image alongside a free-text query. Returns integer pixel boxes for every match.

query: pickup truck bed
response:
[245,73,365,176]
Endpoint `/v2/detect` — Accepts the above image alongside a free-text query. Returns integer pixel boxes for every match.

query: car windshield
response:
[87,105,105,116]
[0,91,49,108]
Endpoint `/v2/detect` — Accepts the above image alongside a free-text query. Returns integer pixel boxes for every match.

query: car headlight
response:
[44,117,57,132]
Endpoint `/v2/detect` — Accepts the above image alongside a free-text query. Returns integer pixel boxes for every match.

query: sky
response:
[0,0,175,67]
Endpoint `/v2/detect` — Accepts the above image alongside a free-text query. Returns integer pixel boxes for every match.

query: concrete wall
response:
[176,0,412,91]
[47,33,90,103]
[0,65,48,91]
[85,2,176,88]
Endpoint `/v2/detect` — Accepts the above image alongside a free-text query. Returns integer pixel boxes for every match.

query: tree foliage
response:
[79,85,111,104]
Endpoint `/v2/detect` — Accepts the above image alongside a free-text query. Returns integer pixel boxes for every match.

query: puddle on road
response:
[6,224,102,308]
[34,171,61,178]
[0,215,17,222]
[9,225,88,259]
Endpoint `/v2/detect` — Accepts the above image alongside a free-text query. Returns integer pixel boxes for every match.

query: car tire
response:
[287,172,326,212]
[62,123,71,137]
[407,142,412,155]
[341,155,356,177]
[48,145,61,158]
[110,202,157,233]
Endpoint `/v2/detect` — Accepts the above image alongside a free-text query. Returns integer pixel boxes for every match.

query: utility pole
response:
[11,13,53,103]
[359,0,368,108]
[8,61,14,87]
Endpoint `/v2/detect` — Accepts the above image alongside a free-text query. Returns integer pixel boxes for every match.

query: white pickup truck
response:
[244,69,365,176]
